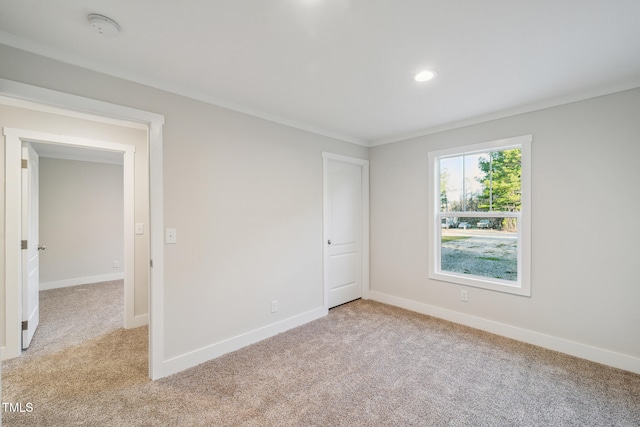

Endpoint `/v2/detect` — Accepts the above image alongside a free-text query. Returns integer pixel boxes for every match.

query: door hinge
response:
[150,259,153,268]
[21,240,28,250]
[22,320,28,331]
[21,159,28,169]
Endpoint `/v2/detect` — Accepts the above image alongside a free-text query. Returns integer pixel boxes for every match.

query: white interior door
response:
[326,159,363,308]
[22,142,40,349]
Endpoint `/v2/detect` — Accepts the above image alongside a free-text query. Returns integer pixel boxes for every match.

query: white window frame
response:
[427,135,532,296]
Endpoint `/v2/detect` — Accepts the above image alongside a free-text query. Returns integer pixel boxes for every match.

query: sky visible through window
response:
[438,149,521,282]
[429,136,530,295]
[440,152,489,212]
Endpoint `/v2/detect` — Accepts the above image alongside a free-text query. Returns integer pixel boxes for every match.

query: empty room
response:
[1,1,639,426]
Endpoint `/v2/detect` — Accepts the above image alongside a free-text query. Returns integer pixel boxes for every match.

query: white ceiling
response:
[1,1,640,146]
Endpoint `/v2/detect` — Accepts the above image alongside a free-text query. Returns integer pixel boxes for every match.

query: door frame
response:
[4,128,136,358]
[322,152,370,311]
[0,78,165,380]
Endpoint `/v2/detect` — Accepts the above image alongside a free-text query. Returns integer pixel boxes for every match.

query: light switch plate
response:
[135,223,144,235]
[165,228,177,244]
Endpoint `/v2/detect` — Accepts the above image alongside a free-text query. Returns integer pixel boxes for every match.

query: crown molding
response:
[370,77,640,147]
[4,30,639,149]
[0,31,368,147]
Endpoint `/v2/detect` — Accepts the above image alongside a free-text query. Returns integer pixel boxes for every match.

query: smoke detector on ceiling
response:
[88,14,121,37]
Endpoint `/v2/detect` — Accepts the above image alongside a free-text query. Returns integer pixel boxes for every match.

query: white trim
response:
[147,120,165,380]
[361,162,370,301]
[427,135,532,296]
[369,290,640,375]
[3,130,22,359]
[322,152,370,166]
[25,146,124,165]
[0,78,165,379]
[370,78,640,147]
[40,273,125,291]
[129,313,150,329]
[3,128,137,359]
[429,134,531,158]
[322,152,370,310]
[0,31,366,147]
[4,31,640,149]
[0,95,147,131]
[162,306,327,377]
[0,79,162,126]
[322,157,330,310]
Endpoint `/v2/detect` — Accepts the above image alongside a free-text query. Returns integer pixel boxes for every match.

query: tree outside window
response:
[428,135,531,296]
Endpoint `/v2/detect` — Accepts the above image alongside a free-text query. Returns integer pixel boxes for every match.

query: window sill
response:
[430,271,531,296]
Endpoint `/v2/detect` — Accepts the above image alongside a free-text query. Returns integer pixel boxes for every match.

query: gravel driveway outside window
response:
[441,229,517,281]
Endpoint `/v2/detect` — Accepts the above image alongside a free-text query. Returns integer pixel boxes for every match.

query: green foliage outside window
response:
[477,148,522,213]
[477,148,521,231]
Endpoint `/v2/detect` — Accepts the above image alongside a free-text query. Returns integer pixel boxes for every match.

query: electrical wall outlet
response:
[271,300,278,313]
[460,290,469,302]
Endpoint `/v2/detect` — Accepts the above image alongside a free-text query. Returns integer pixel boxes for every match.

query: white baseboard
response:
[369,290,640,375]
[0,345,21,361]
[162,306,328,378]
[126,313,149,329]
[40,273,125,290]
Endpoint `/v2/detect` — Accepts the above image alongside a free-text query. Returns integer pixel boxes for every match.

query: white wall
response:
[369,88,640,372]
[7,42,635,376]
[39,157,124,289]
[0,44,368,373]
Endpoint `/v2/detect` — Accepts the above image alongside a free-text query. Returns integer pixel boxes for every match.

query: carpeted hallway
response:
[3,280,640,426]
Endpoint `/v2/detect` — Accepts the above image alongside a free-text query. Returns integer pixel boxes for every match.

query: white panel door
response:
[327,160,362,308]
[22,142,40,349]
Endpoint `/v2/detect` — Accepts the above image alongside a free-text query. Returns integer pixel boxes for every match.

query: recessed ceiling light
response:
[414,70,437,82]
[88,14,121,37]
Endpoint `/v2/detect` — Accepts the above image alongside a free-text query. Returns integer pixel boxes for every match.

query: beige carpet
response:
[3,281,640,426]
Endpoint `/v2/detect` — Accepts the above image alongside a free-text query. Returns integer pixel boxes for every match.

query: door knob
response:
[38,244,46,251]
[327,240,332,245]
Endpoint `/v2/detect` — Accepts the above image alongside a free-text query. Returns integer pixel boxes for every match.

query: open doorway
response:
[31,144,130,357]
[1,127,150,421]
[35,144,127,293]
[4,128,139,361]
[0,79,165,380]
